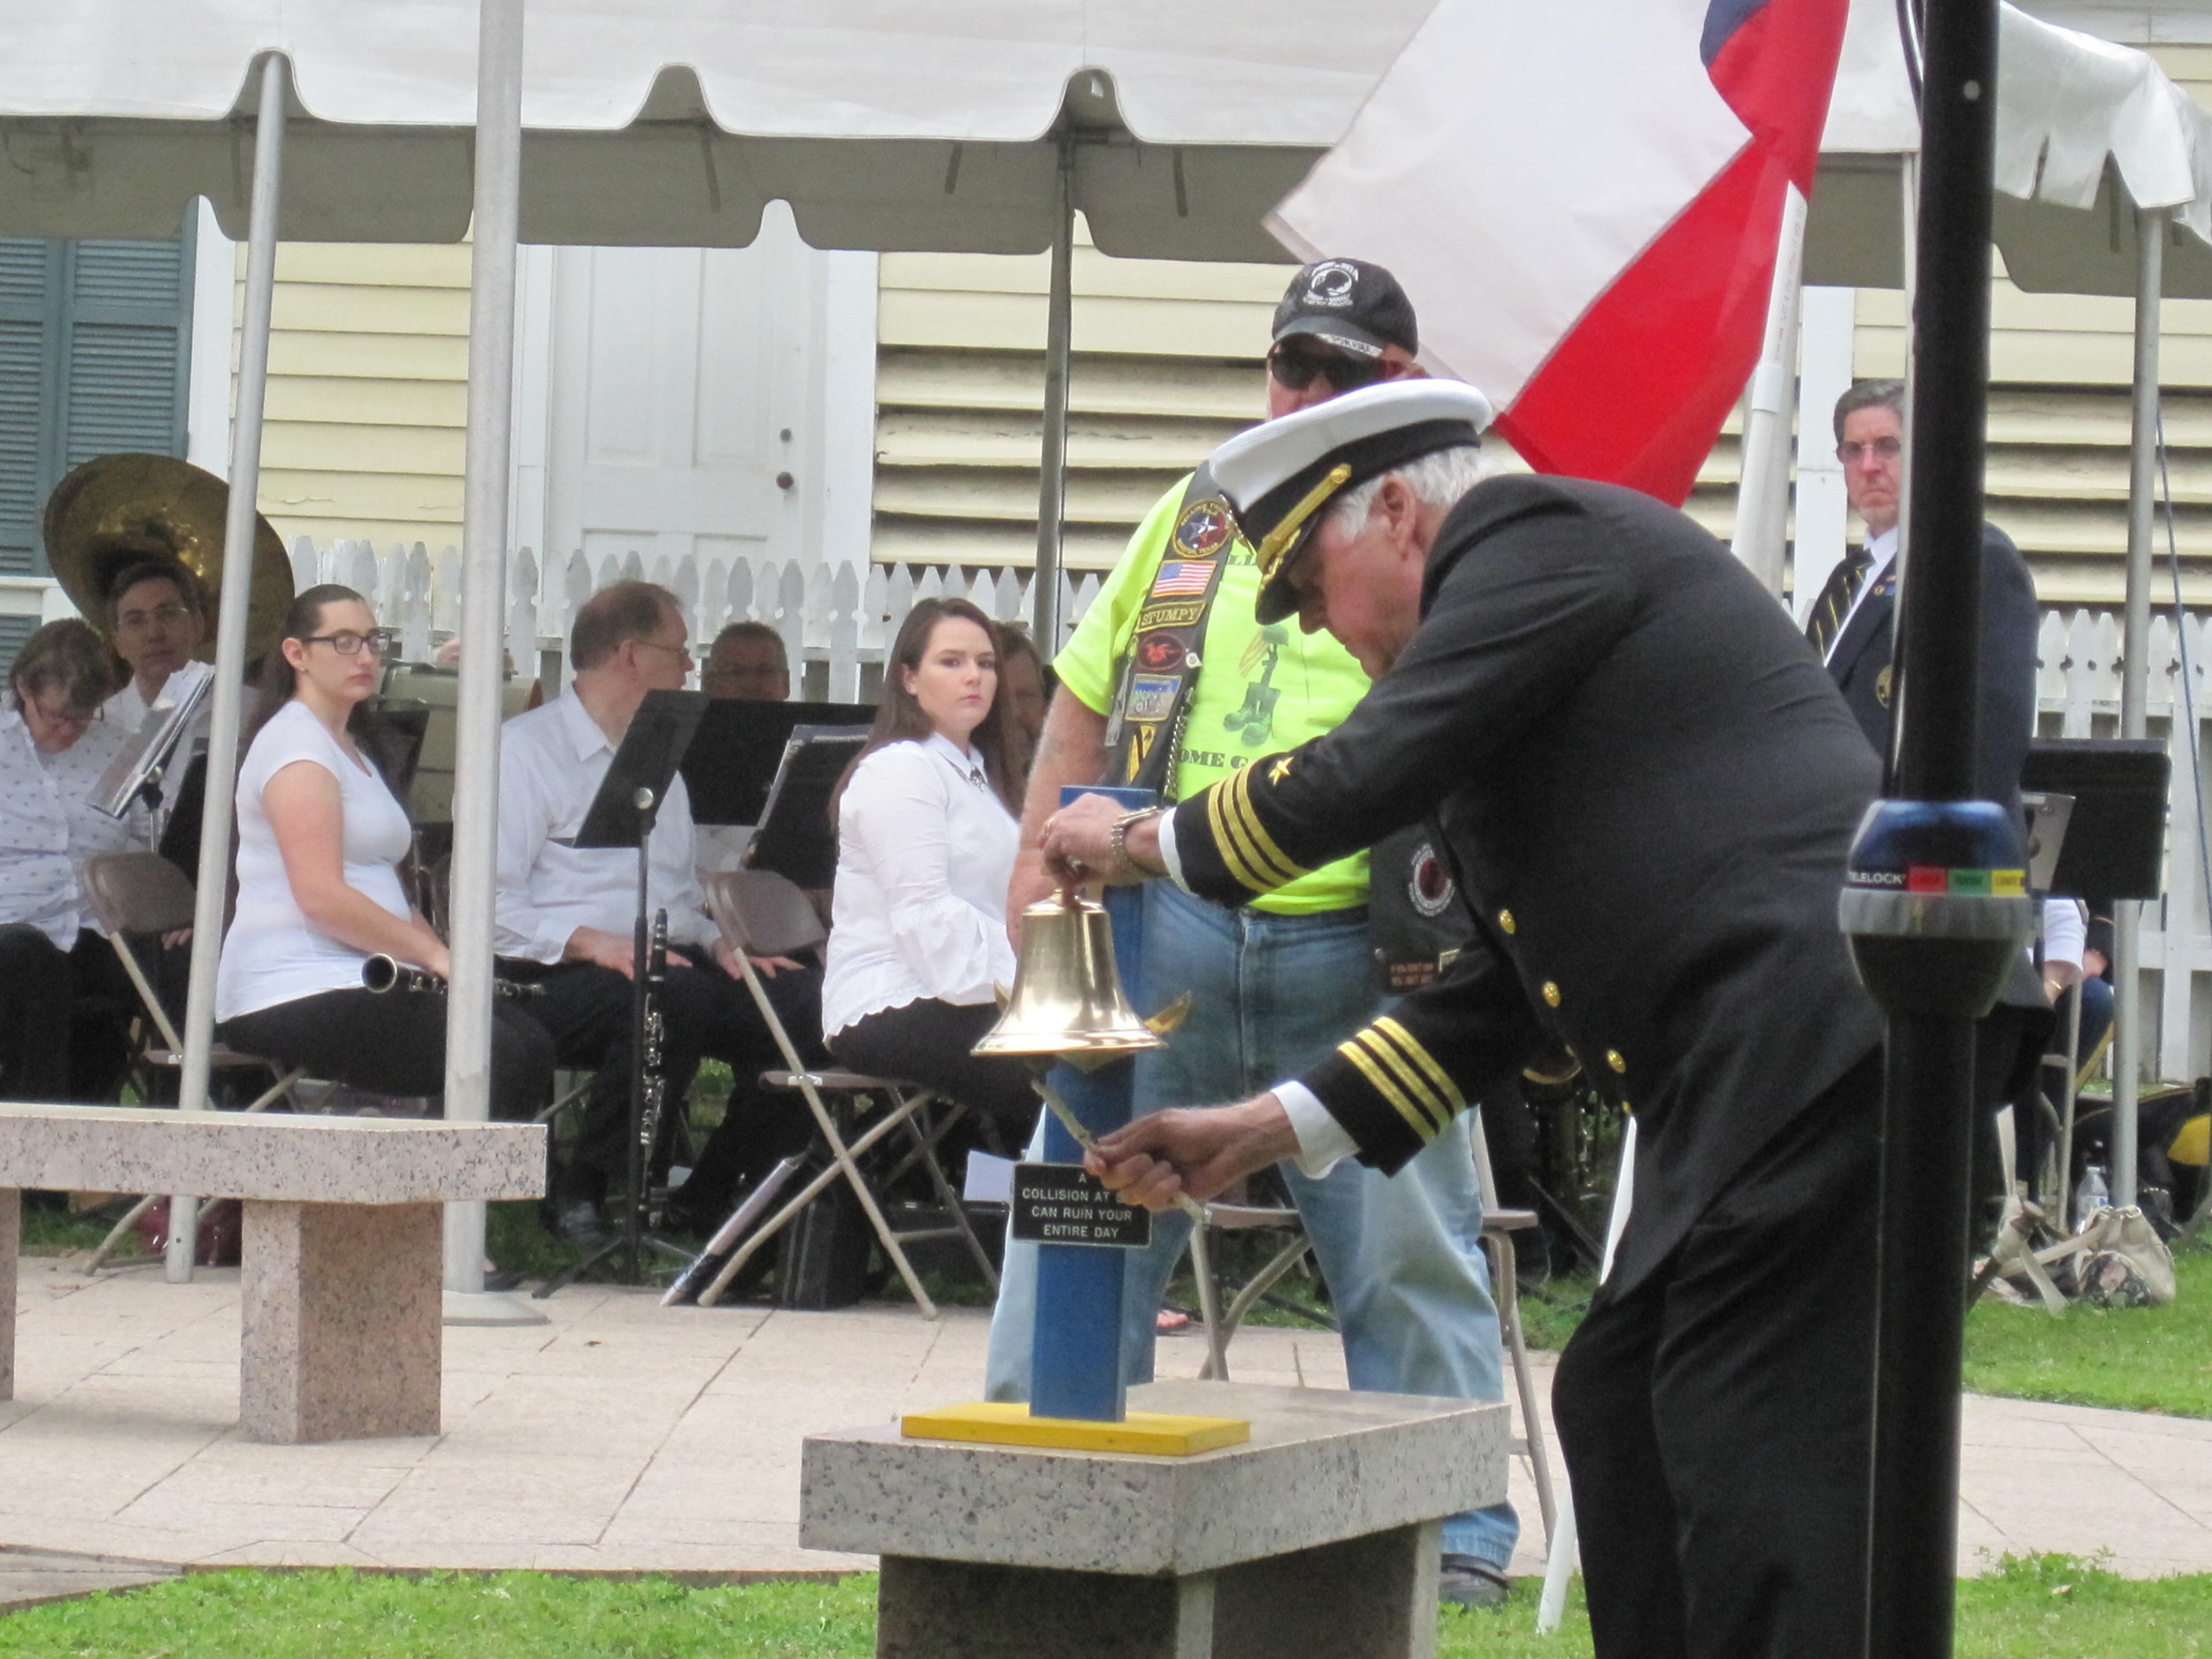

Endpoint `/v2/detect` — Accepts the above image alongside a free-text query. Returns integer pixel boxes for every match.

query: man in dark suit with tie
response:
[1814,380,2049,1171]
[1048,380,1898,1657]
[1812,378,2039,806]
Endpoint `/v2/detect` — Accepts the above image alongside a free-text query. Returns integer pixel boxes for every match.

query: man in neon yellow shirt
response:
[983,260,1518,1598]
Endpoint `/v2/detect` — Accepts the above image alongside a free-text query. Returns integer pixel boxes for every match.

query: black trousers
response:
[1551,1053,1880,1659]
[0,925,141,1103]
[503,951,824,1202]
[828,998,1039,1129]
[219,987,556,1123]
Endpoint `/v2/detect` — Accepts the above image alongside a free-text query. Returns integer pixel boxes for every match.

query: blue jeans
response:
[984,879,1519,1569]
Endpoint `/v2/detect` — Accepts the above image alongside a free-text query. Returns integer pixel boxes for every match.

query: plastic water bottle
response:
[2074,1163,2110,1230]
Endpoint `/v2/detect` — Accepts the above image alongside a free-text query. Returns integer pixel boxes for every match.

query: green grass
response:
[2,1558,2203,1656]
[1963,1244,2212,1418]
[18,1203,121,1257]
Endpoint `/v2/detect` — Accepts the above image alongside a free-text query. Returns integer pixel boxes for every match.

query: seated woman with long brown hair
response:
[820,597,1037,1127]
[215,584,553,1118]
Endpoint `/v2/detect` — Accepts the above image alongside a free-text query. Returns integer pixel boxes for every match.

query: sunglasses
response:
[1266,342,1389,394]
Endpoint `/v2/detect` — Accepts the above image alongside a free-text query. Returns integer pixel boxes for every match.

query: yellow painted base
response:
[900,1401,1250,1456]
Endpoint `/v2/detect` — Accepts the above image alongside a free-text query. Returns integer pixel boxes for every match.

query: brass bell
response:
[973,891,1164,1059]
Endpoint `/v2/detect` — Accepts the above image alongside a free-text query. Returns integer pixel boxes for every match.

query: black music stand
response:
[2021,739,2170,903]
[741,726,869,890]
[536,688,710,1294]
[680,699,873,827]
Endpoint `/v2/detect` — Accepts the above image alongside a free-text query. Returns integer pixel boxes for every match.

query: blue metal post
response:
[1030,784,1156,1422]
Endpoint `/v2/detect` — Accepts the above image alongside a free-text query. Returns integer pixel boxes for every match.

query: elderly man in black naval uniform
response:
[1045,380,1887,1659]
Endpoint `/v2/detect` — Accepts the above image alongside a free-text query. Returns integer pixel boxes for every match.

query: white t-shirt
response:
[217,701,413,1021]
[822,733,1018,1038]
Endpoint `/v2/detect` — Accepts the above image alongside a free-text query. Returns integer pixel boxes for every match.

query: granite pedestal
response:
[803,1379,1508,1659]
[0,1103,542,1442]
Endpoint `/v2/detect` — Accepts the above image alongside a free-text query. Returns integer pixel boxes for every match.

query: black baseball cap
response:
[1271,259,1418,360]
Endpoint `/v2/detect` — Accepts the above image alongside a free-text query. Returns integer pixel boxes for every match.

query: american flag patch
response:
[1148,561,1215,598]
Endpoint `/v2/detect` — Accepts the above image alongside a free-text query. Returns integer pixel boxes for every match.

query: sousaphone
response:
[43,453,293,664]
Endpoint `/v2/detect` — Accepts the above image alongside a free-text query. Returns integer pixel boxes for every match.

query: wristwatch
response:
[1107,808,1162,881]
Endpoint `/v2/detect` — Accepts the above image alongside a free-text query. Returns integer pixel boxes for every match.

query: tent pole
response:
[2112,204,2166,1213]
[1032,135,1074,650]
[170,52,288,1286]
[442,0,537,1315]
[1730,184,1809,596]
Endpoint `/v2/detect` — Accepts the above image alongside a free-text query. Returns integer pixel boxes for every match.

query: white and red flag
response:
[1270,0,1850,506]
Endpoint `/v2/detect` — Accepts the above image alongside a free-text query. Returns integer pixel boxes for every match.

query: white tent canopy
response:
[1811,1,2212,295]
[8,0,2212,283]
[4,0,2207,1276]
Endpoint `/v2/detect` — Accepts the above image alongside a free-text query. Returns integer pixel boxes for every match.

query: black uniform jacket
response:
[1825,522,2047,1016]
[1170,475,1886,1294]
[1824,522,2039,810]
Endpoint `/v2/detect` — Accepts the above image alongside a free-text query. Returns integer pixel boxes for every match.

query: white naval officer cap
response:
[1212,380,1494,625]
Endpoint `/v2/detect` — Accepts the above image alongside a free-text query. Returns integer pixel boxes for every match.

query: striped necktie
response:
[1806,547,1876,660]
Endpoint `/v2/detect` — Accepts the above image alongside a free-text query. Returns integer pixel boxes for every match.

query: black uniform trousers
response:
[1552,1050,1880,1659]
[219,987,556,1123]
[505,949,822,1204]
[0,925,142,1104]
[828,999,1040,1130]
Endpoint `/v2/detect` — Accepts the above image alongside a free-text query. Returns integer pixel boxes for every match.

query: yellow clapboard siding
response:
[872,518,1134,571]
[882,247,1288,303]
[876,348,1266,419]
[265,330,471,382]
[259,423,465,478]
[262,376,470,429]
[878,410,1248,470]
[880,288,1276,357]
[271,243,472,288]
[874,468,1185,525]
[262,281,474,338]
[257,468,463,524]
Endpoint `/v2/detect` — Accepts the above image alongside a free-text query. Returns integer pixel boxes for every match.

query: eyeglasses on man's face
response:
[635,635,695,665]
[1837,436,1903,466]
[304,629,397,657]
[115,602,196,635]
[1266,342,1389,395]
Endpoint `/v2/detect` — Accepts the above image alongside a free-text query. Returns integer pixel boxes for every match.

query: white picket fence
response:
[288,537,2212,1085]
[288,538,1103,703]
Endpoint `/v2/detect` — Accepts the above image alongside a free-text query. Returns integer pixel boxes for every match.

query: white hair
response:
[1324,445,1489,538]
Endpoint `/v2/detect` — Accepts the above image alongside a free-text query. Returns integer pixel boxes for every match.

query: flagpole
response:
[1729,185,1808,596]
[1848,3,2023,1655]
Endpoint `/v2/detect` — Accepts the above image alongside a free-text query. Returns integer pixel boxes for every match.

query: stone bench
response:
[0,1103,542,1443]
[803,1379,1509,1659]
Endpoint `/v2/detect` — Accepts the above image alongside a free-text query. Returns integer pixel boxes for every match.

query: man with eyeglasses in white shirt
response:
[495,580,819,1243]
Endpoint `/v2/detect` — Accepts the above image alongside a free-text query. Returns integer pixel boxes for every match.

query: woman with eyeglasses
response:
[216,585,553,1118]
[0,619,155,1102]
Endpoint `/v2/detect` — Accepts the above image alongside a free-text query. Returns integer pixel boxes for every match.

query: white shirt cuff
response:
[1274,1081,1359,1179]
[1155,808,1192,892]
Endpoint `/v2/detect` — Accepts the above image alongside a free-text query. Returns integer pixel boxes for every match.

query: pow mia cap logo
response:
[1271,257,1418,357]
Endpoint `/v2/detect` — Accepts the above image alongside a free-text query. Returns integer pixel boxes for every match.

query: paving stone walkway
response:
[4,1255,2208,1581]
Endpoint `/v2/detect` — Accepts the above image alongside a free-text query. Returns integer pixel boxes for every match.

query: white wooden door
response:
[524,206,877,587]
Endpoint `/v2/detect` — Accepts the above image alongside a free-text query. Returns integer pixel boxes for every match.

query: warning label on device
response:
[1009,1164,1153,1248]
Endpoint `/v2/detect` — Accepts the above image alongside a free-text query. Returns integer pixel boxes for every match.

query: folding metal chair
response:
[77,852,306,1270]
[697,869,1000,1317]
[1186,1111,1558,1550]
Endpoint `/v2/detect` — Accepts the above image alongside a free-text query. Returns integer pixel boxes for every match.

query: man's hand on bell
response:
[1084,1094,1300,1209]
[1040,791,1133,886]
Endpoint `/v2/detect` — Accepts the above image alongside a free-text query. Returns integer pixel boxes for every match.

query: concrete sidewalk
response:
[4,1255,2209,1580]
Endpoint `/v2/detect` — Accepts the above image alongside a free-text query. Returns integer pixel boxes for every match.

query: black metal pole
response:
[1869,2,2002,1655]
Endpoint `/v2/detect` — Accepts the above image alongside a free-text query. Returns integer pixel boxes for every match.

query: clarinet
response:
[361,956,545,1000]
[637,909,670,1189]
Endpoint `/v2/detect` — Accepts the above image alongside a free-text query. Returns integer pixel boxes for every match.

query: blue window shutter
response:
[0,242,62,580]
[0,233,191,587]
[59,238,192,472]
